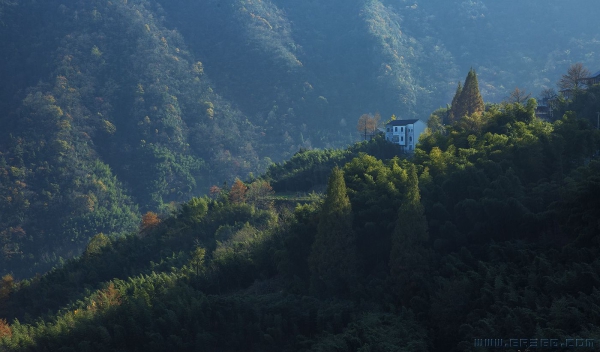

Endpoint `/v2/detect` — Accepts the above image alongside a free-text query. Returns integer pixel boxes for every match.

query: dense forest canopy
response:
[1,2,600,349]
[0,91,599,350]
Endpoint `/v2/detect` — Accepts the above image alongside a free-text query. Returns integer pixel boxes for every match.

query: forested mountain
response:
[1,91,599,351]
[1,0,599,277]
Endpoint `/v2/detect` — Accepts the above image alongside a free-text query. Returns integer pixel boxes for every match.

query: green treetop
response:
[309,166,358,297]
[450,69,484,123]
[448,81,463,123]
[389,164,430,304]
[461,68,485,116]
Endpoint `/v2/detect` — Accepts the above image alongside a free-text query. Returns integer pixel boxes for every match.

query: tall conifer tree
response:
[448,81,463,124]
[389,164,429,305]
[449,69,485,123]
[460,68,485,117]
[309,167,358,296]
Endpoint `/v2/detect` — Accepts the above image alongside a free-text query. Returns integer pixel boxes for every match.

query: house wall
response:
[385,128,393,143]
[386,125,407,145]
[412,120,427,149]
[385,120,426,152]
[403,124,413,151]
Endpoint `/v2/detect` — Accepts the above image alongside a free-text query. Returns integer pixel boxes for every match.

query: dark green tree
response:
[190,246,206,277]
[389,164,430,306]
[427,112,446,135]
[309,167,358,296]
[450,69,485,122]
[448,81,463,124]
[461,68,485,117]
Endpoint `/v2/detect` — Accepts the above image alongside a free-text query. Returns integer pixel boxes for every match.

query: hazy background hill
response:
[159,0,600,120]
[1,0,599,276]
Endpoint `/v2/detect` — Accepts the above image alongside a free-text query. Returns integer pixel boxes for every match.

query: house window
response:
[409,136,412,142]
[401,136,404,142]
[394,127,397,132]
[401,127,404,132]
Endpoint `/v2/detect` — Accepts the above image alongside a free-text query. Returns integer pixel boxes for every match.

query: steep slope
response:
[159,0,458,126]
[0,0,267,277]
[159,0,600,121]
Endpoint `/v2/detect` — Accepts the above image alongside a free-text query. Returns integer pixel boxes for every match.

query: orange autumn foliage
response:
[209,185,221,199]
[0,274,14,301]
[229,179,248,204]
[88,283,122,312]
[0,319,11,338]
[140,211,160,235]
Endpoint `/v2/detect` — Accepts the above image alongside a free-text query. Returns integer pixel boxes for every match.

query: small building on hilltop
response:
[582,70,600,86]
[535,105,553,120]
[559,70,600,101]
[384,119,426,152]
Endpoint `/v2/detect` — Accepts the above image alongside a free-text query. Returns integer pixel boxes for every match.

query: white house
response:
[384,119,426,152]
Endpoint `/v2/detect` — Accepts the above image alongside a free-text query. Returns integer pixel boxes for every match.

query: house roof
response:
[590,70,600,78]
[386,119,421,126]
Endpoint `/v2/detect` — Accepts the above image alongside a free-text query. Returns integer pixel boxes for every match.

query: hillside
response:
[1,94,599,351]
[1,0,600,277]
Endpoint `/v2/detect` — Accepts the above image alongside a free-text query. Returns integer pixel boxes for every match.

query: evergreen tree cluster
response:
[309,167,358,297]
[448,69,485,124]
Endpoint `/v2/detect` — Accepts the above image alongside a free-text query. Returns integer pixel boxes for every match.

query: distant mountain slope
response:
[0,0,268,277]
[159,0,457,125]
[158,0,600,123]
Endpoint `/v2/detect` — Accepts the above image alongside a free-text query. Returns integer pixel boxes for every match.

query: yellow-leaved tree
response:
[356,112,381,140]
